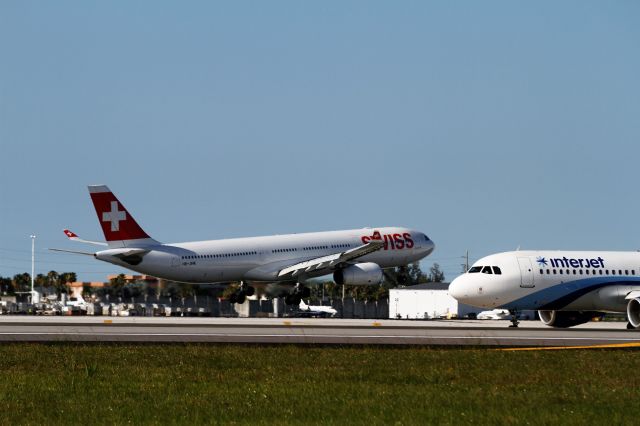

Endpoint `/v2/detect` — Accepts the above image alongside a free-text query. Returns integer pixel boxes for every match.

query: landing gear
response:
[397,266,409,285]
[627,322,636,330]
[509,309,520,328]
[284,283,310,305]
[229,282,255,304]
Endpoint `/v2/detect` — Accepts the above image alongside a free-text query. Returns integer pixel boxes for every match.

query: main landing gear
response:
[229,282,255,304]
[284,283,311,305]
[508,309,520,328]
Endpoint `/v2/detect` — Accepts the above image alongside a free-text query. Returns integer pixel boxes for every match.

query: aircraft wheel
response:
[236,293,246,304]
[245,286,255,297]
[301,287,311,298]
[229,293,237,304]
[627,322,636,330]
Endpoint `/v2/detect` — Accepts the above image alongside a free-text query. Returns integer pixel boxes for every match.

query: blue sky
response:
[1,1,639,282]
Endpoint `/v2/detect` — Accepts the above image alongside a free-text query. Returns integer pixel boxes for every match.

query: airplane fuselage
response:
[96,227,434,283]
[449,250,640,313]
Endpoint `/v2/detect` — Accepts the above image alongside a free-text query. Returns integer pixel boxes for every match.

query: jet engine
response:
[538,310,598,328]
[333,263,383,286]
[626,298,640,329]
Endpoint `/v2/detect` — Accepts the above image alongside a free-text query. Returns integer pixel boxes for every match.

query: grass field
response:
[0,344,638,425]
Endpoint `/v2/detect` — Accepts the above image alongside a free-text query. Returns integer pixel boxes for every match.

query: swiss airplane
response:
[448,250,640,329]
[53,185,435,304]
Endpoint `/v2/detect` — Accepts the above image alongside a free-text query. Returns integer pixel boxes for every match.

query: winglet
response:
[64,229,79,240]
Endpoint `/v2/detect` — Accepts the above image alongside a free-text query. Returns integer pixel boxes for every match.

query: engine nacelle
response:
[626,298,640,329]
[538,310,597,328]
[333,263,383,286]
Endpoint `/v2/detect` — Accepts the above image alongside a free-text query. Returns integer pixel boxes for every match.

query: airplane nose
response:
[424,238,435,255]
[448,276,466,301]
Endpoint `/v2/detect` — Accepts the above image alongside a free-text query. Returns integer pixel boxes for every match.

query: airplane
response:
[296,299,338,317]
[52,185,435,304]
[448,250,640,329]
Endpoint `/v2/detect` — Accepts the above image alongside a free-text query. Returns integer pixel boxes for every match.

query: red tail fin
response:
[88,185,158,247]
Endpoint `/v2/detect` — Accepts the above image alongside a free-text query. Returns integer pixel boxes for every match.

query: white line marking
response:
[0,332,638,341]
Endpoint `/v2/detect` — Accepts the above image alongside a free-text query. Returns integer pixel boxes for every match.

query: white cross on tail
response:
[102,201,126,232]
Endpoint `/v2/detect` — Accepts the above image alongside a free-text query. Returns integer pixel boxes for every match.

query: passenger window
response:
[553,269,557,274]
[539,269,543,274]
[559,269,563,275]
[492,266,502,275]
[481,266,493,274]
[625,270,629,275]
[612,270,616,275]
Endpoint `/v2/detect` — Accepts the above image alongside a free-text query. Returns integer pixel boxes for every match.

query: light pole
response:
[30,235,36,303]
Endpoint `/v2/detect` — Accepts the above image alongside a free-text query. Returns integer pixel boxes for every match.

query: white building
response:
[389,283,481,320]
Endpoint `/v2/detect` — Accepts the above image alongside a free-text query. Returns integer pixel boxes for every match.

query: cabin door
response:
[517,257,535,288]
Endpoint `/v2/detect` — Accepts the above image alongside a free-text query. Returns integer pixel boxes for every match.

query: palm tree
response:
[12,273,30,292]
[46,270,59,289]
[55,272,77,296]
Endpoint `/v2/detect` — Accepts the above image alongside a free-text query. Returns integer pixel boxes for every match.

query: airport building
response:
[389,283,481,320]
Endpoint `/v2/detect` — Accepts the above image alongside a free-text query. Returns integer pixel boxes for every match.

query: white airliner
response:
[53,185,435,304]
[449,250,640,329]
[297,300,338,317]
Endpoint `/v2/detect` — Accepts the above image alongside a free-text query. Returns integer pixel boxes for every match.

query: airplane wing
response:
[63,229,108,246]
[277,237,385,280]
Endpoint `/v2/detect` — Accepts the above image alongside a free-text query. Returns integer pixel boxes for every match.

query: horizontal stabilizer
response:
[49,248,95,256]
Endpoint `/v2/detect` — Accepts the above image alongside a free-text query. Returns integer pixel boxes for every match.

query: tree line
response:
[0,271,77,296]
[0,262,445,301]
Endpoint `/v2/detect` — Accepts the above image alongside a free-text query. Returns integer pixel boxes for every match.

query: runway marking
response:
[499,342,640,351]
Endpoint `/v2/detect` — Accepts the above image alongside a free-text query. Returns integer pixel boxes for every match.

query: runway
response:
[0,317,638,346]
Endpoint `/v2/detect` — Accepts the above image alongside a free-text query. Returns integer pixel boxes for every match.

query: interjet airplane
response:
[448,250,640,329]
[53,185,435,304]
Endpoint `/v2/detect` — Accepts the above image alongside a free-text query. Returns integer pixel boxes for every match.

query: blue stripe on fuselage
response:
[499,276,640,310]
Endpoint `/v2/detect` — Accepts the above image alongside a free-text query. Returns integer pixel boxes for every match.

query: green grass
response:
[0,344,638,425]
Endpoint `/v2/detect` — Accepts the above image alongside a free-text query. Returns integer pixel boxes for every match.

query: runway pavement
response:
[0,316,638,347]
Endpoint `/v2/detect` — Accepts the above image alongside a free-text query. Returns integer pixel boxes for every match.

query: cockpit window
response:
[481,266,493,274]
[468,266,482,273]
[492,266,502,275]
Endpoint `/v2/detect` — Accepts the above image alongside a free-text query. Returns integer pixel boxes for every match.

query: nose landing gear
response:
[508,309,520,328]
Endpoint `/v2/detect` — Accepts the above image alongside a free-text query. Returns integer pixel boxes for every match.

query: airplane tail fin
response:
[88,185,160,248]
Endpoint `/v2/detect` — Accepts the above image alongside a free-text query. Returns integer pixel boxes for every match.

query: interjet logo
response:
[536,257,548,267]
[549,256,605,269]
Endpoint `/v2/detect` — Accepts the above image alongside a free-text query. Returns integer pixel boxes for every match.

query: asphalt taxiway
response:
[0,317,638,347]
